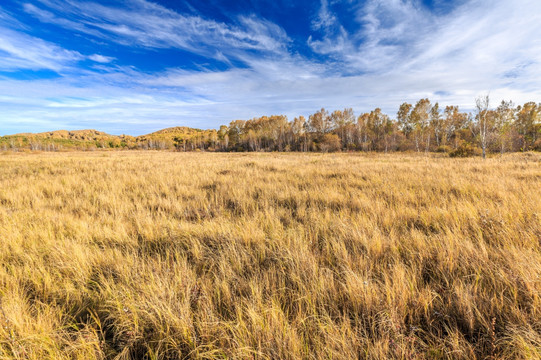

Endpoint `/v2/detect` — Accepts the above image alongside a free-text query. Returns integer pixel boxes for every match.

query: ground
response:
[0,151,540,359]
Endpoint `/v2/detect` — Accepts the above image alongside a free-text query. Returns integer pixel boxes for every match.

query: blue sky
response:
[1,0,540,135]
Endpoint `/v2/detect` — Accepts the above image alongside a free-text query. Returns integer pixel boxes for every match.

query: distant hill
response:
[0,126,218,151]
[14,129,118,140]
[1,129,134,150]
[144,126,204,135]
[137,126,204,141]
[135,126,218,150]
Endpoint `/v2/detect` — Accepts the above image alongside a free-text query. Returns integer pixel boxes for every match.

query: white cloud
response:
[307,0,541,101]
[26,0,290,62]
[312,0,338,31]
[88,54,115,63]
[22,3,105,38]
[0,26,83,71]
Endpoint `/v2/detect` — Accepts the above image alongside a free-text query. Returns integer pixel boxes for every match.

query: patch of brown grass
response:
[0,152,540,359]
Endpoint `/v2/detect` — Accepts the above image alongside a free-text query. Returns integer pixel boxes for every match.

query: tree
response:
[475,94,492,159]
[443,105,469,149]
[515,102,540,151]
[430,103,444,147]
[410,99,431,152]
[247,129,258,151]
[173,136,187,151]
[292,116,307,151]
[368,108,387,151]
[273,115,289,151]
[357,113,371,151]
[228,120,246,150]
[495,100,515,154]
[217,125,229,150]
[309,108,331,135]
[331,108,355,148]
[397,102,413,136]
[381,114,397,152]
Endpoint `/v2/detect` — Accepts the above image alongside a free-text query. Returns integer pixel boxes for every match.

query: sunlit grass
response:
[0,151,540,359]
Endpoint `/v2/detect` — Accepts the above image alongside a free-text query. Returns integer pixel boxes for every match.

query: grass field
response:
[0,151,540,359]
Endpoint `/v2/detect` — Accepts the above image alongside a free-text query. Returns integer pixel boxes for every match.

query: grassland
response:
[0,151,540,359]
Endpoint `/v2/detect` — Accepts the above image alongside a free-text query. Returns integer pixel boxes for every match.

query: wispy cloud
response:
[312,0,338,31]
[26,0,291,64]
[22,3,105,38]
[0,13,83,72]
[88,54,115,63]
[307,0,541,97]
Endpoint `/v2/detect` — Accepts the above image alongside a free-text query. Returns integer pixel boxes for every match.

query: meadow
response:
[0,151,540,359]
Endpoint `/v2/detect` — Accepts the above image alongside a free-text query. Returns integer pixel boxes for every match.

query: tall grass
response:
[0,151,540,359]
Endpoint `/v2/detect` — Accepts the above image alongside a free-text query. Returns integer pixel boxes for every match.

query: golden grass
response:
[0,151,540,359]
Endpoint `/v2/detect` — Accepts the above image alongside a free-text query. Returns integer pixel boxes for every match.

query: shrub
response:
[435,145,452,153]
[449,141,477,157]
[319,133,341,152]
[533,138,541,152]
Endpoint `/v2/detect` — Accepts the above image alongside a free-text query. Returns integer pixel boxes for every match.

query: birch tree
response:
[475,94,491,159]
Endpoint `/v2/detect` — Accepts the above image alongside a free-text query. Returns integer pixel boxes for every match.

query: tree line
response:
[2,96,540,156]
[180,96,540,156]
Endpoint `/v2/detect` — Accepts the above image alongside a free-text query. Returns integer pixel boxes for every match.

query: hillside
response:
[133,126,219,150]
[15,129,116,140]
[0,129,131,151]
[142,126,203,136]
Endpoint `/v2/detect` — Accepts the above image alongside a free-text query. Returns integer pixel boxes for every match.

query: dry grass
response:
[0,151,540,359]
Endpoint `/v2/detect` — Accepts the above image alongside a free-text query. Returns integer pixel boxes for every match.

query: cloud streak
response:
[26,0,291,64]
[88,54,115,63]
[0,26,83,71]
